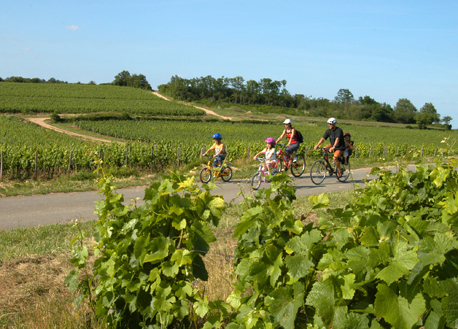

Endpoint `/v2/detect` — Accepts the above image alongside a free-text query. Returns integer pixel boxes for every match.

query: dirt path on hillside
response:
[26,92,232,141]
[27,117,115,143]
[152,91,232,120]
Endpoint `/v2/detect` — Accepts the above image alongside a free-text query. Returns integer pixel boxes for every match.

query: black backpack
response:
[295,129,304,143]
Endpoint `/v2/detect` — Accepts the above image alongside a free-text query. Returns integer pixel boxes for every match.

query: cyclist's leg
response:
[333,150,344,176]
[323,145,332,163]
[288,143,300,162]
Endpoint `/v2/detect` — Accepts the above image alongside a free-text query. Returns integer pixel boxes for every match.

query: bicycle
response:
[250,157,280,190]
[310,147,351,185]
[276,143,306,177]
[199,155,233,183]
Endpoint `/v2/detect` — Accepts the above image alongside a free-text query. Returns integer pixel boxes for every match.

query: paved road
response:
[0,166,393,230]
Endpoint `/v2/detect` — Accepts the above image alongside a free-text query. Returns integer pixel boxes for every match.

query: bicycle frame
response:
[199,155,232,183]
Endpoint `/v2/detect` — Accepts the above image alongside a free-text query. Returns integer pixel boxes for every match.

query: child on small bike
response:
[203,133,227,167]
[343,132,354,165]
[253,137,278,176]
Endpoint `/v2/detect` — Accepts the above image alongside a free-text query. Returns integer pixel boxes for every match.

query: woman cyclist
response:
[276,119,300,164]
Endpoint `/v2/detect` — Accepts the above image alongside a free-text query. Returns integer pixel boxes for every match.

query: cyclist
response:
[276,119,300,165]
[253,137,278,176]
[343,132,354,165]
[202,133,227,167]
[314,117,345,177]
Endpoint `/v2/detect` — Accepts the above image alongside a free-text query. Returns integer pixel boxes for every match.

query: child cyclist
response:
[253,137,278,176]
[203,133,227,167]
[343,132,354,165]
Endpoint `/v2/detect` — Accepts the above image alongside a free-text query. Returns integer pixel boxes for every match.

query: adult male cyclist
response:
[314,117,345,177]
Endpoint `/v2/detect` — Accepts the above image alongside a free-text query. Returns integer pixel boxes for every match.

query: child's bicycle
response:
[276,143,306,177]
[310,147,351,185]
[250,157,280,190]
[199,155,233,183]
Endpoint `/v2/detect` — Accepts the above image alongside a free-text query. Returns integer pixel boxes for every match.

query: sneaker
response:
[293,157,297,162]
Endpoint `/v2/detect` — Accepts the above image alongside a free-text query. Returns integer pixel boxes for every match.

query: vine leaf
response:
[374,283,425,329]
[269,282,305,329]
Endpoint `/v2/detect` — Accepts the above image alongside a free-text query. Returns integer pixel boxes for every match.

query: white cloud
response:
[65,25,80,31]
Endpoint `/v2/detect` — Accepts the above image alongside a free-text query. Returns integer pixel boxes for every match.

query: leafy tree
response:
[394,98,417,124]
[335,89,354,105]
[113,71,151,90]
[415,102,440,129]
[113,70,131,87]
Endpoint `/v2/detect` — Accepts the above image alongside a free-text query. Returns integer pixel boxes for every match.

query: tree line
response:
[1,70,152,91]
[158,75,453,129]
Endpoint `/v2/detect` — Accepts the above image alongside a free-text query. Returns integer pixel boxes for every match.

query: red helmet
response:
[344,132,351,137]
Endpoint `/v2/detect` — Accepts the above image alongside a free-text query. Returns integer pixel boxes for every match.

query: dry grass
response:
[0,253,99,329]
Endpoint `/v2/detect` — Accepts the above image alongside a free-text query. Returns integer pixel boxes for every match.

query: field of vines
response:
[1,115,457,177]
[76,119,458,157]
[0,83,204,116]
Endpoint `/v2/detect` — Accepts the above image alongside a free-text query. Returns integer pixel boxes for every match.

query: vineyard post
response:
[200,147,205,158]
[154,144,157,169]
[150,146,154,172]
[177,147,181,167]
[247,146,250,158]
[421,147,424,158]
[125,146,129,167]
[369,147,373,157]
[34,151,38,180]
[383,147,387,157]
[0,150,3,181]
[434,148,437,157]
[396,147,398,156]
[354,147,358,158]
[68,150,73,173]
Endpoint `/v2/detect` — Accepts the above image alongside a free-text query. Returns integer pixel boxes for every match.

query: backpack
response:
[295,129,304,143]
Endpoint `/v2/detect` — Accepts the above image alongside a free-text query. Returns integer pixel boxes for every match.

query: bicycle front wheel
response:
[310,160,327,185]
[291,154,306,177]
[337,161,351,182]
[250,172,262,190]
[199,168,212,183]
[221,166,233,182]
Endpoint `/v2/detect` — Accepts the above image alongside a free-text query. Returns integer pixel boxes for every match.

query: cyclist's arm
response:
[203,144,216,156]
[330,138,340,152]
[314,137,325,150]
[276,129,286,144]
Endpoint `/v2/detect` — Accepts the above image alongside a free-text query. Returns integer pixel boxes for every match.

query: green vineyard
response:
[0,83,204,116]
[1,115,456,177]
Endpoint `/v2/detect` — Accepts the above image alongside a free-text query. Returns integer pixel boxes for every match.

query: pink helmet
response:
[265,137,276,144]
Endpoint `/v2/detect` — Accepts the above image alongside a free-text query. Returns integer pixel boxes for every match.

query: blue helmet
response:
[212,133,222,139]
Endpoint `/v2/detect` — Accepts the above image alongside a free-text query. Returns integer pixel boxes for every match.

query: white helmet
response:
[327,117,337,124]
[283,119,292,124]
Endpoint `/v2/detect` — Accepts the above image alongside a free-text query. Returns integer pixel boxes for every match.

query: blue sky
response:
[1,0,457,126]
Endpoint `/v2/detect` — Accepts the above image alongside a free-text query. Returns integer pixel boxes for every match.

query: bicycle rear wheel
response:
[199,168,212,183]
[291,154,306,177]
[221,167,233,182]
[337,161,351,182]
[250,172,262,190]
[310,160,327,185]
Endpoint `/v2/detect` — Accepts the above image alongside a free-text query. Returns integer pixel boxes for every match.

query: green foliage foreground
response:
[67,158,458,328]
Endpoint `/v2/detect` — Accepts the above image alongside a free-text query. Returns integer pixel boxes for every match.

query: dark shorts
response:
[214,154,226,163]
[285,142,300,157]
[324,145,344,158]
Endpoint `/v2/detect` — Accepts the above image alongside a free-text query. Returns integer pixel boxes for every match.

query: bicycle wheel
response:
[291,154,306,177]
[250,172,262,190]
[310,160,327,185]
[221,166,233,182]
[199,168,212,183]
[337,161,351,182]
